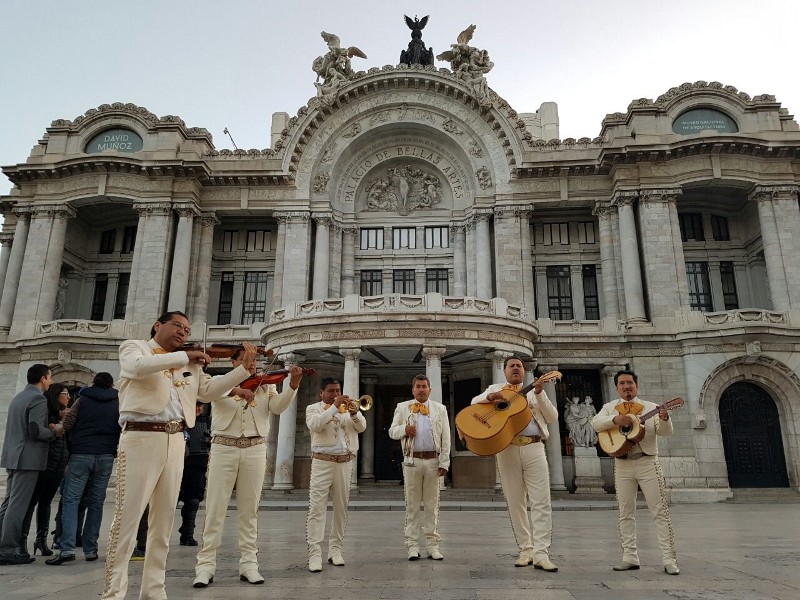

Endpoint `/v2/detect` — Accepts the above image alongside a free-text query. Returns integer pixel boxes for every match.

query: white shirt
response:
[311,403,351,455]
[412,402,436,452]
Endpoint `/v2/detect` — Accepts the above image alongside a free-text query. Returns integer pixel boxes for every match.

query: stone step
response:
[728,487,800,503]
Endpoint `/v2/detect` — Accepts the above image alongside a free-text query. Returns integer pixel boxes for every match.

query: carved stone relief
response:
[476,166,492,190]
[363,166,443,215]
[313,172,330,193]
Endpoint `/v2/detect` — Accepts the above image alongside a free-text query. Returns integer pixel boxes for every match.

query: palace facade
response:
[2,50,800,500]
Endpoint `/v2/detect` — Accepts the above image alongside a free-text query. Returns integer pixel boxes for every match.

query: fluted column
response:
[273,352,302,490]
[341,226,357,296]
[126,201,174,322]
[593,202,619,320]
[167,202,198,312]
[613,192,646,322]
[340,347,361,488]
[190,213,218,322]
[0,207,31,330]
[535,363,566,491]
[0,233,13,306]
[475,211,493,298]
[271,214,287,307]
[450,223,467,297]
[311,214,331,299]
[361,376,377,481]
[423,346,447,404]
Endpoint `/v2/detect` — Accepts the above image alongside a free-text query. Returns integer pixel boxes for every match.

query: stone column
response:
[708,262,725,312]
[465,218,477,296]
[329,223,343,297]
[126,201,174,322]
[340,347,361,488]
[311,214,331,299]
[490,350,510,384]
[231,273,245,324]
[167,202,198,312]
[273,352,302,490]
[770,186,800,307]
[638,189,689,317]
[475,211,493,298]
[537,363,567,491]
[0,233,13,306]
[734,261,751,308]
[493,206,524,305]
[602,365,628,404]
[360,376,377,482]
[534,266,548,319]
[13,204,76,328]
[423,346,447,490]
[570,265,586,320]
[103,273,120,321]
[281,211,311,303]
[191,213,218,322]
[341,226,357,296]
[450,223,467,297]
[0,207,31,330]
[613,192,646,322]
[264,412,280,489]
[271,214,287,308]
[519,207,535,315]
[593,202,619,320]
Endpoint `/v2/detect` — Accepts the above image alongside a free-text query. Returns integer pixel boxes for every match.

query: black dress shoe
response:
[45,553,76,565]
[0,555,36,565]
[179,537,198,546]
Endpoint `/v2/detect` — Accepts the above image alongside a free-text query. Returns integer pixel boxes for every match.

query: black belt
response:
[412,451,438,459]
[617,452,651,460]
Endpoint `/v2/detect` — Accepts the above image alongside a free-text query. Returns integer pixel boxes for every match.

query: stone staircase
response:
[728,487,800,503]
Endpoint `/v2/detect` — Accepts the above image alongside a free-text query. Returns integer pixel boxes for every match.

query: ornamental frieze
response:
[36,176,99,196]
[363,166,443,214]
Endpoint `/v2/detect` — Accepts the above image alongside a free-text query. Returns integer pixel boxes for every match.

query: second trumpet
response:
[345,394,373,413]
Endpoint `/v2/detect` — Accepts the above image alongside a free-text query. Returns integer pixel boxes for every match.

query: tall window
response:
[426,268,449,294]
[577,222,596,244]
[360,228,384,250]
[546,265,573,320]
[582,265,600,319]
[424,227,449,249]
[242,272,269,324]
[90,274,108,320]
[393,227,416,249]
[360,270,383,295]
[121,226,137,254]
[99,229,116,254]
[686,261,713,311]
[393,269,415,294]
[679,213,705,241]
[711,215,730,241]
[720,261,739,310]
[113,273,130,319]
[217,272,234,324]
[246,230,270,251]
[537,223,569,246]
[222,231,237,252]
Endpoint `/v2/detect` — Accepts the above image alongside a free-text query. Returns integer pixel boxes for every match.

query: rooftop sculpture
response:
[436,25,494,106]
[399,15,434,66]
[312,31,368,104]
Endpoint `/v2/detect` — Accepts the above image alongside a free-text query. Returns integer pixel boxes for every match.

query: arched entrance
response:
[720,382,789,487]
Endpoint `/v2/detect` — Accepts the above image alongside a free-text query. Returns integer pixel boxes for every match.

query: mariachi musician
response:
[470,355,559,572]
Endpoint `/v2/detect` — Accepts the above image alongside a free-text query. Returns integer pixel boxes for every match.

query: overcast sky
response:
[2,0,799,195]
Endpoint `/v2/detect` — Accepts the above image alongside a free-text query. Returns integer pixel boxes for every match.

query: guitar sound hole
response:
[620,425,631,435]
[496,400,510,410]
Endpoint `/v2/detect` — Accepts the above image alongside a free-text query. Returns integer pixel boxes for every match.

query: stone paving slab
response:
[3,504,799,599]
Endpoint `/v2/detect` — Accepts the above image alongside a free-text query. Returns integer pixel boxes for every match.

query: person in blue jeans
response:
[46,372,120,565]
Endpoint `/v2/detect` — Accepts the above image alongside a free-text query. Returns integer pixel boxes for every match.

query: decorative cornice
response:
[273,210,310,223]
[611,190,638,207]
[30,204,77,219]
[174,202,200,218]
[133,201,172,215]
[639,188,682,204]
[748,184,800,202]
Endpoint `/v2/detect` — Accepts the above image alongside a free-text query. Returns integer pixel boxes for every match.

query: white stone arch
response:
[50,362,95,387]
[697,355,800,489]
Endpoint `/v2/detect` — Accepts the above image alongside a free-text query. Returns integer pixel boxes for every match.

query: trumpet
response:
[345,394,373,414]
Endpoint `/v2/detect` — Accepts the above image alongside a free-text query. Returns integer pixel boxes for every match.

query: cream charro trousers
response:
[402,457,441,551]
[496,441,552,561]
[614,455,677,566]
[102,430,185,600]
[195,443,266,575]
[306,457,352,559]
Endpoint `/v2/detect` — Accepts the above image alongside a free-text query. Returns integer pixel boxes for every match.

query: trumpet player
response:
[305,377,366,572]
[388,374,450,561]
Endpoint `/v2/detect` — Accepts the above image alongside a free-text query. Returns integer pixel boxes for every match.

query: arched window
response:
[672,108,738,134]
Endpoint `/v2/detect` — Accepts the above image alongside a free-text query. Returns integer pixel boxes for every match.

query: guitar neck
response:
[638,401,681,423]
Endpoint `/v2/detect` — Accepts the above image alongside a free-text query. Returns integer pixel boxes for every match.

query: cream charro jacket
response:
[471,383,558,440]
[209,382,297,437]
[306,402,367,452]
[118,338,250,428]
[388,400,451,471]
[591,397,673,456]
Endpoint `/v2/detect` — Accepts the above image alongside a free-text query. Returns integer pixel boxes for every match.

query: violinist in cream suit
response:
[305,377,366,573]
[103,311,256,600]
[193,351,303,588]
[388,374,450,561]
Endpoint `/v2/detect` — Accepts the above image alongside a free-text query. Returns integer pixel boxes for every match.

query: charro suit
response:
[471,384,558,562]
[388,400,450,553]
[103,339,250,600]
[305,402,366,562]
[591,397,677,568]
[194,382,297,578]
[0,384,58,560]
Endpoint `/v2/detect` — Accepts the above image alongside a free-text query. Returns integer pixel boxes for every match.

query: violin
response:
[181,342,274,359]
[239,368,316,391]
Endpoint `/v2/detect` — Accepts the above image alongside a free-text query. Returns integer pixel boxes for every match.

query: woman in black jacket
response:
[19,382,70,556]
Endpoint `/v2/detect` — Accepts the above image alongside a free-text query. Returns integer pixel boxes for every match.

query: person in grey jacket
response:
[0,364,64,565]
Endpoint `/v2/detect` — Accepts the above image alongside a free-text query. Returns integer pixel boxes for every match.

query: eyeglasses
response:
[59,391,70,395]
[166,321,191,335]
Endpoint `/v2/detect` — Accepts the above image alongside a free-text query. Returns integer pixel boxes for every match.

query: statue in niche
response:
[436,25,494,105]
[312,31,367,104]
[565,396,598,448]
[364,166,443,215]
[399,15,434,66]
[54,278,68,320]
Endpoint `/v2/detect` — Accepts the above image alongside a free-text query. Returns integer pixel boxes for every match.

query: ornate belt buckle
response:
[164,421,182,434]
[235,437,250,448]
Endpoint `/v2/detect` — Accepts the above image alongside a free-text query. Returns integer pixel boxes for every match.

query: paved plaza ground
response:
[2,499,799,600]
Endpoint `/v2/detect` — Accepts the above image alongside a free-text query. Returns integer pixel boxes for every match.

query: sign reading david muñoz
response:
[85,128,144,153]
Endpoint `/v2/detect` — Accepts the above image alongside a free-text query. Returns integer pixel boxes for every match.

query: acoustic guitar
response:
[455,371,562,456]
[597,397,684,458]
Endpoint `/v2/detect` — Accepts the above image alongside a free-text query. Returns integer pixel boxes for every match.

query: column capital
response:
[473,208,494,222]
[523,359,538,372]
[592,201,614,218]
[30,203,77,219]
[570,264,583,274]
[602,364,628,378]
[339,347,362,361]
[133,201,172,216]
[0,232,13,246]
[199,212,219,228]
[748,184,800,202]
[274,210,310,223]
[537,364,559,373]
[449,221,467,235]
[174,201,200,218]
[534,265,548,275]
[639,188,682,204]
[312,212,333,226]
[10,205,32,218]
[611,190,638,207]
[341,224,358,237]
[422,346,447,360]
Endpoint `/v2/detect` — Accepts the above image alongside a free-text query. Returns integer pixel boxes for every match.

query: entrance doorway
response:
[719,382,789,488]
[373,385,408,481]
